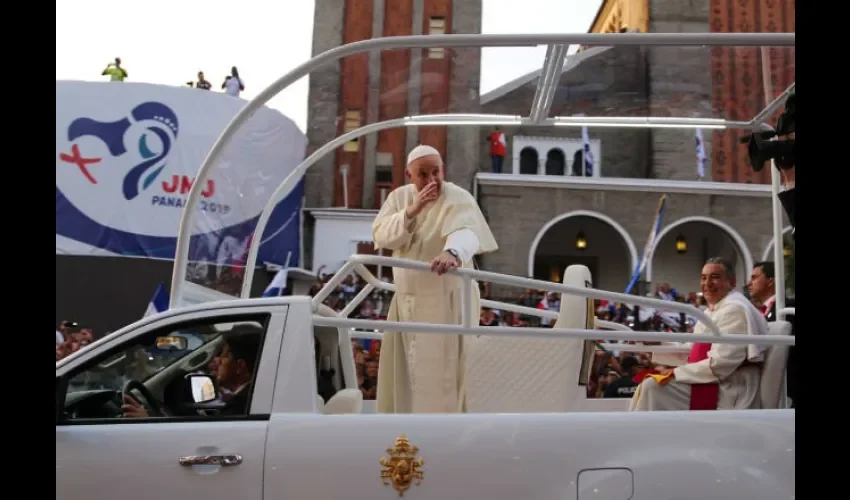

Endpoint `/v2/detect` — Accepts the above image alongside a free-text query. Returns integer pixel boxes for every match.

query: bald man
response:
[373,145,499,414]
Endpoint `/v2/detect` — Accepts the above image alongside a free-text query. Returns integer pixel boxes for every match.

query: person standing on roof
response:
[373,144,499,414]
[486,127,507,174]
[102,57,128,81]
[222,66,245,97]
[195,71,212,90]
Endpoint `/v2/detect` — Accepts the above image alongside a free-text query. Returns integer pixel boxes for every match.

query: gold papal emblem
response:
[379,434,425,497]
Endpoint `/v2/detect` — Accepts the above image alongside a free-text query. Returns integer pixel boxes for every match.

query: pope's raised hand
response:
[406,182,440,218]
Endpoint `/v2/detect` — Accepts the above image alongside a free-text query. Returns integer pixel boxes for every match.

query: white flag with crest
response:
[581,126,594,177]
[696,129,707,179]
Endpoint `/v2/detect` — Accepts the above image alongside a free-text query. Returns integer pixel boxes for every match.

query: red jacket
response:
[488,132,506,157]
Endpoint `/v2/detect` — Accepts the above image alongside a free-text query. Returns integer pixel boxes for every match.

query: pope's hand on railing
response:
[430,251,460,276]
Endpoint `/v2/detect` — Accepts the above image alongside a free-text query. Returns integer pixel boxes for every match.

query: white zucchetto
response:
[406,144,441,165]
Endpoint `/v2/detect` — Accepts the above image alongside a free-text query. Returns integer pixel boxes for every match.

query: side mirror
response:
[156,336,188,351]
[187,374,218,404]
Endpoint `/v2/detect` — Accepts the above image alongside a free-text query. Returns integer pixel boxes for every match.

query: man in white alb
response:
[373,145,499,413]
[630,257,768,411]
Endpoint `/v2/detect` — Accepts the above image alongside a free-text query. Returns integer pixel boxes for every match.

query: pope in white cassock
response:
[630,257,768,411]
[373,145,499,414]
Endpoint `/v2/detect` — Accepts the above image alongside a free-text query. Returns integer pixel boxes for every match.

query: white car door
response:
[56,305,288,500]
[57,420,268,500]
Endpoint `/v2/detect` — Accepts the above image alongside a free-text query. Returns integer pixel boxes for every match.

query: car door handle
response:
[179,454,243,467]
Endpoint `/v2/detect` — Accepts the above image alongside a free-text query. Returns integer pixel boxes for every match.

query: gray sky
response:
[56,0,602,132]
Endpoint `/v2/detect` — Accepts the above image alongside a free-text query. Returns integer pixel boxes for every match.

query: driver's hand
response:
[121,394,149,418]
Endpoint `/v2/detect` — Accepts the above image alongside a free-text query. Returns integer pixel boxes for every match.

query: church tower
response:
[306,0,483,211]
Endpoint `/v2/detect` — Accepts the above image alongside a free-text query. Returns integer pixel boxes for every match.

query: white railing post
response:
[461,277,474,328]
[597,343,690,353]
[770,161,787,319]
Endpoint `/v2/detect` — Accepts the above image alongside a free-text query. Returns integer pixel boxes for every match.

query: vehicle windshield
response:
[67,331,221,394]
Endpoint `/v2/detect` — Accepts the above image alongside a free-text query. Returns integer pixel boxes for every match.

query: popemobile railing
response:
[310,255,795,349]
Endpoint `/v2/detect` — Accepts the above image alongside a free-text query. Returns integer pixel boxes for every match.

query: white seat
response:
[316,394,325,413]
[464,265,593,412]
[323,388,364,414]
[760,320,792,409]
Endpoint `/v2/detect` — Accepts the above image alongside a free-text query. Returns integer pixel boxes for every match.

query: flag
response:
[144,283,170,318]
[262,267,289,297]
[581,126,594,177]
[262,251,292,297]
[696,129,707,179]
[659,311,697,330]
[624,194,668,295]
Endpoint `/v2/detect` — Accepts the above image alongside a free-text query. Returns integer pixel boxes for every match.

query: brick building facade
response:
[708,0,796,184]
[306,0,482,212]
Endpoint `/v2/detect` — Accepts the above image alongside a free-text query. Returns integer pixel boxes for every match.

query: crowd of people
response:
[305,267,708,401]
[100,56,246,98]
[186,66,245,97]
[56,321,95,362]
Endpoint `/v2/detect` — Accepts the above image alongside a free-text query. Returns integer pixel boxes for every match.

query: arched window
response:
[545,148,566,176]
[519,147,539,175]
[571,149,584,177]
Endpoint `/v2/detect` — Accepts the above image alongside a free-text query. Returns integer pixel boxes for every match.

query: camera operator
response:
[743,90,796,408]
[743,91,795,231]
[777,153,795,230]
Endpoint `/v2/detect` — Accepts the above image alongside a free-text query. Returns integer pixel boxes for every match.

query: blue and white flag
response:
[581,126,594,177]
[262,251,292,297]
[624,194,668,295]
[144,282,170,318]
[696,129,707,179]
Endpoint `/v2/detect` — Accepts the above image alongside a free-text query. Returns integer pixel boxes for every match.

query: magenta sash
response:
[687,343,719,410]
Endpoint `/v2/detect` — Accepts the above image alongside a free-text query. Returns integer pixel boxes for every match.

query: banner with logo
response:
[55,81,306,285]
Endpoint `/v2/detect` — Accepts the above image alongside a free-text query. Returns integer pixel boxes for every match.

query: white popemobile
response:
[56,32,795,500]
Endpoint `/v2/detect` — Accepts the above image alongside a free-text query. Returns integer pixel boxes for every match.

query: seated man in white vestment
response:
[630,257,768,411]
[373,145,499,414]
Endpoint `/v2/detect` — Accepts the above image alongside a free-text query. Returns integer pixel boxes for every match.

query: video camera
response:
[741,91,795,172]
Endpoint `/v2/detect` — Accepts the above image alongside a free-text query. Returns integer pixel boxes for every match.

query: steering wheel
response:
[122,379,163,417]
